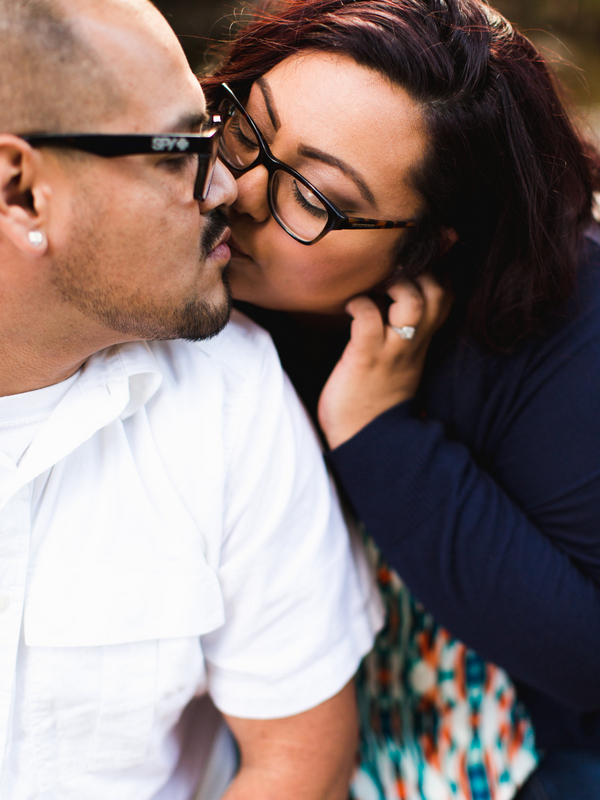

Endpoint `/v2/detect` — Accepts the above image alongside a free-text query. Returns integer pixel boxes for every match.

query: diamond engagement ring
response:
[391,325,417,340]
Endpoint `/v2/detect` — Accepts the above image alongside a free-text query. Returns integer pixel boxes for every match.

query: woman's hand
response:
[318,275,452,449]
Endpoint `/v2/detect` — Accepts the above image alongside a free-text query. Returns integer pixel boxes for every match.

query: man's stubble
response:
[50,206,233,343]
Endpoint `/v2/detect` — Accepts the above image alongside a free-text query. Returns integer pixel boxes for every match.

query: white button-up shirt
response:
[0,312,382,800]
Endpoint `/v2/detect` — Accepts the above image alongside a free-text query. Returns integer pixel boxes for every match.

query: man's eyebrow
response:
[257,78,281,132]
[297,144,377,206]
[168,111,211,133]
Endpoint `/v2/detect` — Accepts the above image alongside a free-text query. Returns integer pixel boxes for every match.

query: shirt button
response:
[0,595,10,613]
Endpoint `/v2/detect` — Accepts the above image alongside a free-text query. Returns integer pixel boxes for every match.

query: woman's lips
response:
[228,237,251,259]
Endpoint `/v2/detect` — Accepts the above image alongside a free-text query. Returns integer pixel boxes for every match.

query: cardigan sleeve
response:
[327,237,600,714]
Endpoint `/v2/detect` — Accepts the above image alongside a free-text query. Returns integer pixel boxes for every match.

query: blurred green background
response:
[154,0,600,138]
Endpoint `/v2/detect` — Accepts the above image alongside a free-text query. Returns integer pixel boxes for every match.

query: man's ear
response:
[0,135,49,256]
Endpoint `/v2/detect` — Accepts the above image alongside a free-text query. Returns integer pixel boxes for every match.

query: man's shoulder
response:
[195,308,278,373]
[148,310,280,390]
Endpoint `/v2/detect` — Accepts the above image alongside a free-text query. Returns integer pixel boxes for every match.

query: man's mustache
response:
[201,209,230,261]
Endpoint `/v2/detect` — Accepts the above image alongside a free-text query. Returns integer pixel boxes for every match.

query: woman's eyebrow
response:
[257,78,281,131]
[298,144,376,206]
[258,78,376,205]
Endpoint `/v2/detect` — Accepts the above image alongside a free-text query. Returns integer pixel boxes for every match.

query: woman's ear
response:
[0,135,49,256]
[439,226,458,256]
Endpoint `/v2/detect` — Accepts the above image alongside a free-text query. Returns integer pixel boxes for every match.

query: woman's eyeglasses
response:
[217,82,416,245]
[21,121,223,202]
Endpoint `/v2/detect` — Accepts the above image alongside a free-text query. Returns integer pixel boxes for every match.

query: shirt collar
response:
[0,342,164,508]
[79,341,163,420]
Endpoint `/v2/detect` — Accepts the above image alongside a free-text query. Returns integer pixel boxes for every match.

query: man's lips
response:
[206,228,232,262]
[210,228,231,253]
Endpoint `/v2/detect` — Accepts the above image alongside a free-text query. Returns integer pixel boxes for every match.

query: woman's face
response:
[227,51,428,315]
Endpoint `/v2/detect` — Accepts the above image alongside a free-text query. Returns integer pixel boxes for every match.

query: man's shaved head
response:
[0,0,129,133]
[0,0,235,396]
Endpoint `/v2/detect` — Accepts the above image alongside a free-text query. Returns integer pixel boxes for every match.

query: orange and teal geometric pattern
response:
[351,534,538,800]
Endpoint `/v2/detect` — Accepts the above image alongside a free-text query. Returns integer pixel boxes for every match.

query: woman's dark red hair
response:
[204,0,600,352]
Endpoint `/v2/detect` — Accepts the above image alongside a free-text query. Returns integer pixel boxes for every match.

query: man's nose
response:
[199,158,237,212]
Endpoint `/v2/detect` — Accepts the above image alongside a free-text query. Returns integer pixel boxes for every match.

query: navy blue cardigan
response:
[237,227,600,753]
[327,228,600,752]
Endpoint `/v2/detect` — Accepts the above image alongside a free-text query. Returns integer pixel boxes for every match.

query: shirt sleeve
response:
[200,333,383,720]
[327,241,600,714]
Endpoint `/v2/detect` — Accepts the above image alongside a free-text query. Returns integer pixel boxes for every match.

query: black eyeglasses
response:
[21,118,223,201]
[217,83,417,245]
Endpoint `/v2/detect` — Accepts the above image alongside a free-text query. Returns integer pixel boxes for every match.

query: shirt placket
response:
[0,480,32,770]
[0,363,138,780]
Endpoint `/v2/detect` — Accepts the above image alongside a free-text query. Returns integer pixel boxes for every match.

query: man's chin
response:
[104,289,233,344]
[161,289,233,342]
[179,297,232,342]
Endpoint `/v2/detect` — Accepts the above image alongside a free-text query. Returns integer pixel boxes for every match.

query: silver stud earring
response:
[28,230,45,247]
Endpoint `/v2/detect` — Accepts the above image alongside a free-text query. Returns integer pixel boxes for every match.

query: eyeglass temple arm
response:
[21,131,220,158]
[343,217,417,229]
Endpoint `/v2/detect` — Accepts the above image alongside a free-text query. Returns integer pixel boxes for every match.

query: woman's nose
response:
[232,164,272,224]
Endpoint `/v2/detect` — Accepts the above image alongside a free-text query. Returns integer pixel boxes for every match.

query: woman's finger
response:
[386,281,425,342]
[345,295,387,352]
[415,274,453,333]
[387,280,423,306]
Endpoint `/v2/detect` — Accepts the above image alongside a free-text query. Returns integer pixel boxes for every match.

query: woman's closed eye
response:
[292,180,328,218]
[229,118,259,152]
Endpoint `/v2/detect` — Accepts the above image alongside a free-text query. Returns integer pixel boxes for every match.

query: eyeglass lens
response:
[194,130,221,201]
[218,100,330,243]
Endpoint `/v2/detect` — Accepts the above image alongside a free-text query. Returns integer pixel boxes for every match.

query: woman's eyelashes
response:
[230,118,259,152]
[291,180,328,218]
[237,102,370,216]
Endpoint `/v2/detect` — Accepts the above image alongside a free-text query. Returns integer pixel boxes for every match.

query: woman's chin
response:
[229,267,349,315]
[232,288,288,311]
[228,266,284,310]
[229,278,267,308]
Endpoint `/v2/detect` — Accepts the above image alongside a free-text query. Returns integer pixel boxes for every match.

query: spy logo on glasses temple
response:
[19,120,223,201]
[151,137,194,152]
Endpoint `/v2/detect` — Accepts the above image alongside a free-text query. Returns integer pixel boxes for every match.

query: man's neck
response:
[0,269,136,396]
[0,307,135,397]
[2,267,158,395]
[0,345,88,397]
